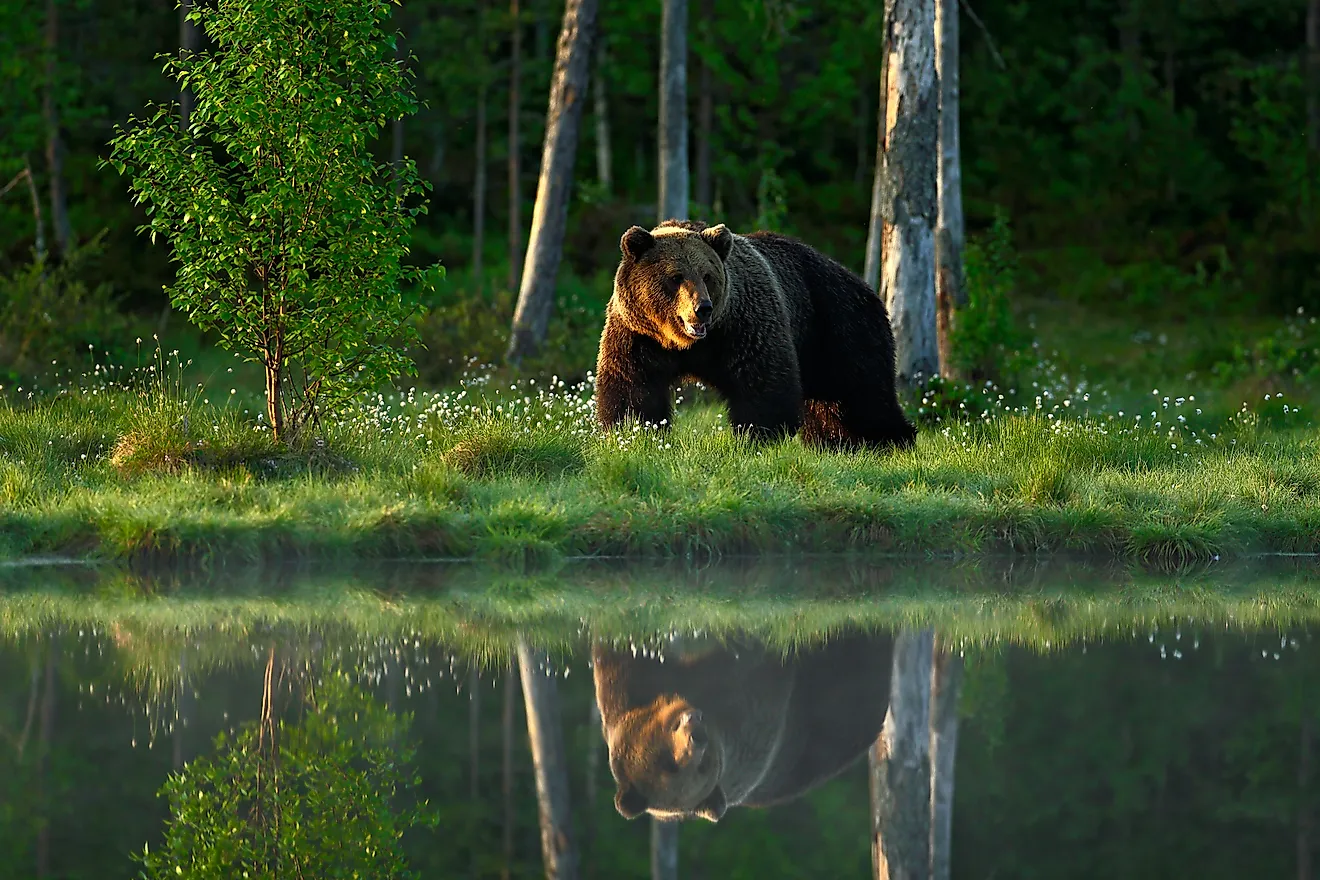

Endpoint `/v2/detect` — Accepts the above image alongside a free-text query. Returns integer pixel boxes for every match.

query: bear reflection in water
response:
[593,630,893,823]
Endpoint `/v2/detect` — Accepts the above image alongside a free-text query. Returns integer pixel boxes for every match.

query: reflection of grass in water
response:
[3,558,1319,687]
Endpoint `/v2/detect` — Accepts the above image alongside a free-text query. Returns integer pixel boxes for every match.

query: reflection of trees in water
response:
[140,647,435,880]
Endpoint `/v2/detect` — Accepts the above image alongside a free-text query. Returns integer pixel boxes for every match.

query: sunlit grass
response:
[1,352,1317,565]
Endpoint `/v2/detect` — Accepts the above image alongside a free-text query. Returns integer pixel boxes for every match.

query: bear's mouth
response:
[682,320,708,340]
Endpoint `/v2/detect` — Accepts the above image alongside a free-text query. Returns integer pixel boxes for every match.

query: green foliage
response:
[0,232,126,382]
[951,208,1029,383]
[1212,308,1320,385]
[105,0,442,442]
[754,166,789,231]
[139,669,434,880]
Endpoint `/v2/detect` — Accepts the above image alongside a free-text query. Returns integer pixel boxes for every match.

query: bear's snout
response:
[695,301,713,323]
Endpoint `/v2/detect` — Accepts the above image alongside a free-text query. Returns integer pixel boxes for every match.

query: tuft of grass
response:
[443,417,586,480]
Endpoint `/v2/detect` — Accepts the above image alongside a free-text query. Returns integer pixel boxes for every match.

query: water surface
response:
[2,557,1318,878]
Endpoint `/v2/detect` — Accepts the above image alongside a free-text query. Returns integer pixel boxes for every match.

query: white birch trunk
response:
[507,0,598,364]
[934,0,965,379]
[870,628,934,880]
[517,638,580,880]
[658,0,689,222]
[878,0,939,385]
[929,638,963,880]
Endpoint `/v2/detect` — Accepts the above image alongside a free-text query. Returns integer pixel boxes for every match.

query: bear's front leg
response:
[720,350,803,442]
[595,368,674,429]
[595,325,677,430]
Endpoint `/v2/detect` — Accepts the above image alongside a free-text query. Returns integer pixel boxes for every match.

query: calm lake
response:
[2,556,1319,879]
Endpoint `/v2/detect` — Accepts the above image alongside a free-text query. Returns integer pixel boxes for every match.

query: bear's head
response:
[609,220,735,350]
[608,694,728,823]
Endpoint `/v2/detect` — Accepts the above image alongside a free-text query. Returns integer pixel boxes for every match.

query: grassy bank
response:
[2,361,1318,566]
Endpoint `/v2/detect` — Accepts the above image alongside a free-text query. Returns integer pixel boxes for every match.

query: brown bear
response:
[594,219,917,450]
[593,629,893,822]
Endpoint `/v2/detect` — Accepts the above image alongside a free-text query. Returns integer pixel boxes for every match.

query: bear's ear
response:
[700,224,733,262]
[614,784,648,820]
[621,226,656,259]
[693,785,728,823]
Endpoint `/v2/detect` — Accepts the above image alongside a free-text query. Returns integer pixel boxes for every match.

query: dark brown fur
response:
[595,219,916,449]
[593,631,894,823]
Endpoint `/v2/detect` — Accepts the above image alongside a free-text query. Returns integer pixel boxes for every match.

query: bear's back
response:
[744,629,894,807]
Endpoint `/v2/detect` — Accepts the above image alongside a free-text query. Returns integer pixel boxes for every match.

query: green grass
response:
[1,359,1318,566]
[3,557,1320,690]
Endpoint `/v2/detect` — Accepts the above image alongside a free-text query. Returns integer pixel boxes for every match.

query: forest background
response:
[3,0,1319,392]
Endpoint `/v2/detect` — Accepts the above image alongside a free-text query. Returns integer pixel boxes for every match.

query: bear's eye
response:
[666,273,684,291]
[704,273,717,287]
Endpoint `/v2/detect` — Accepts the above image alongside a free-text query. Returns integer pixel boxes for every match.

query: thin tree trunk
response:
[658,0,689,222]
[651,819,679,880]
[1308,0,1319,154]
[44,0,71,257]
[474,1,489,296]
[471,667,482,878]
[16,649,41,760]
[1301,717,1313,880]
[585,699,601,880]
[506,0,598,365]
[264,358,284,442]
[35,637,56,879]
[694,0,713,209]
[862,21,889,291]
[877,0,939,385]
[392,22,406,199]
[870,628,934,880]
[25,160,48,262]
[509,0,524,291]
[517,638,580,880]
[503,664,520,880]
[934,0,965,381]
[929,638,963,880]
[172,651,191,770]
[1118,0,1141,145]
[179,0,199,131]
[593,33,612,194]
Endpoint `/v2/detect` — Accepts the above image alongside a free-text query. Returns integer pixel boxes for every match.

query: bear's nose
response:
[695,301,713,323]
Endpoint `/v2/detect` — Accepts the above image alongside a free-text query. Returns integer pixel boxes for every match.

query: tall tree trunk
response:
[36,637,56,879]
[658,0,689,222]
[862,23,889,291]
[24,159,48,262]
[694,0,714,209]
[179,0,199,131]
[651,819,679,880]
[391,19,406,198]
[1308,0,1320,154]
[506,0,598,365]
[44,0,71,257]
[934,0,965,381]
[474,1,489,296]
[1301,717,1314,880]
[592,33,612,194]
[929,638,963,880]
[264,357,285,442]
[517,637,580,880]
[1118,0,1142,145]
[877,0,939,385]
[585,699,601,880]
[172,652,191,770]
[509,0,524,291]
[870,628,934,880]
[503,664,520,880]
[471,667,482,878]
